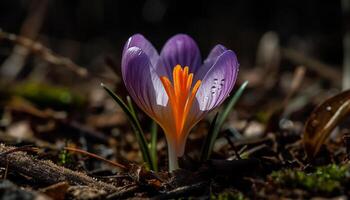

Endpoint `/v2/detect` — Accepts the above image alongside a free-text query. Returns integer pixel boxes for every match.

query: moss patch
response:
[270,164,350,194]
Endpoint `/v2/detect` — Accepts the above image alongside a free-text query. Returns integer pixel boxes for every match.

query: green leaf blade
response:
[101,83,154,170]
[200,81,249,162]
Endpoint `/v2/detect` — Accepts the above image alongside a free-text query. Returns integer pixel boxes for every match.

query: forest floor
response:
[0,30,350,200]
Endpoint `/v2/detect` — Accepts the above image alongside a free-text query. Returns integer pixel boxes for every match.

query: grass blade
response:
[127,95,158,170]
[126,96,136,116]
[200,81,249,162]
[101,83,153,170]
[200,112,219,162]
[217,81,249,128]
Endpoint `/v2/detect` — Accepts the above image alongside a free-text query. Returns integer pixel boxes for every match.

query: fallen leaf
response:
[303,90,350,158]
[40,182,69,200]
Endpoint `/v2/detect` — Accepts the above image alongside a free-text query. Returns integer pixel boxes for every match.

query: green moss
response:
[13,82,85,110]
[211,191,247,200]
[270,164,350,193]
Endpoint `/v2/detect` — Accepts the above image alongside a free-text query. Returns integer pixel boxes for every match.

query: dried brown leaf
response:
[303,90,350,158]
[40,182,70,200]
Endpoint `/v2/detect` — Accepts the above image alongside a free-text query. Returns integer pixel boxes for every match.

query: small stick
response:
[282,66,306,108]
[151,182,208,200]
[64,147,127,169]
[0,144,118,192]
[0,29,88,77]
[240,144,268,158]
[106,184,139,199]
[224,134,242,159]
[0,145,38,157]
[1,145,39,179]
[282,48,341,86]
[343,134,350,160]
[0,0,48,79]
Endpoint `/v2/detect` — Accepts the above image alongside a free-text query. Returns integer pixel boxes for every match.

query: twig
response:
[265,66,306,133]
[282,48,341,86]
[0,145,40,180]
[106,184,139,199]
[0,0,48,79]
[64,147,127,169]
[0,29,88,77]
[224,134,242,159]
[240,144,268,158]
[151,182,208,200]
[0,145,38,157]
[0,144,118,192]
[282,66,306,109]
[343,134,350,160]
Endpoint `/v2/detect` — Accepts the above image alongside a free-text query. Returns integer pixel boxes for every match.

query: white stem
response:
[167,141,179,172]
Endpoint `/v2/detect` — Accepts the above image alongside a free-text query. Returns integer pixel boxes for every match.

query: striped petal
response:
[122,47,168,118]
[157,34,201,78]
[196,44,227,81]
[123,34,159,68]
[196,50,239,111]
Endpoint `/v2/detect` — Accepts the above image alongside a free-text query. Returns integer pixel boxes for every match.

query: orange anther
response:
[160,65,201,139]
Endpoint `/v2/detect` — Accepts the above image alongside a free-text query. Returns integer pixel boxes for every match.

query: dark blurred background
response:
[0,0,344,73]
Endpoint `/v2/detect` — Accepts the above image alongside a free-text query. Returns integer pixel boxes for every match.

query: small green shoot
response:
[200,81,249,162]
[127,95,159,171]
[58,149,72,165]
[101,83,155,170]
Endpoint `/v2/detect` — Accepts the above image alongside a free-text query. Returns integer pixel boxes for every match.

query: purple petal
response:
[196,44,227,81]
[196,50,239,111]
[156,34,201,78]
[122,47,167,117]
[123,34,159,67]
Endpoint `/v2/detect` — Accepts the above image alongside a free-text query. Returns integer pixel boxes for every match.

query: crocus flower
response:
[122,34,239,171]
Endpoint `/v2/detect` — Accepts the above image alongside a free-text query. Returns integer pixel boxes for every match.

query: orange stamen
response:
[160,65,202,140]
